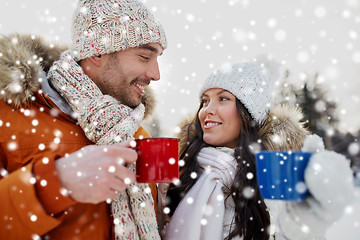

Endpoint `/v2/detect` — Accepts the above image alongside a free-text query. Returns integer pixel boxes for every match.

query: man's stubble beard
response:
[101,56,141,108]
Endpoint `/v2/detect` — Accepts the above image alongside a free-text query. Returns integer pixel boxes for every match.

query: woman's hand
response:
[277,134,354,240]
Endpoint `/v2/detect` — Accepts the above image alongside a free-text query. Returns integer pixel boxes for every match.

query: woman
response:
[158,58,354,240]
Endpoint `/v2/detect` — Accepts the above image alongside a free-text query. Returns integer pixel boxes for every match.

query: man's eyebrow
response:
[139,44,163,56]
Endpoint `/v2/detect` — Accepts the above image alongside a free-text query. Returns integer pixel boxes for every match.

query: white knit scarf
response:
[48,50,160,240]
[165,147,237,240]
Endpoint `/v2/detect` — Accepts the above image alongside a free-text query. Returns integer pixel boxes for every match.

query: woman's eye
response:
[220,97,229,101]
[201,99,208,104]
[140,55,150,60]
[201,99,209,106]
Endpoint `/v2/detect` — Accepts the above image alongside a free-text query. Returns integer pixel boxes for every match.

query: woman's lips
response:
[204,120,222,129]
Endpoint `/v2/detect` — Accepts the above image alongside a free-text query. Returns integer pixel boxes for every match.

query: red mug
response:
[134,137,180,183]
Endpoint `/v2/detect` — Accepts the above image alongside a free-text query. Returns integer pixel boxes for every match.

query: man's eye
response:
[140,55,150,60]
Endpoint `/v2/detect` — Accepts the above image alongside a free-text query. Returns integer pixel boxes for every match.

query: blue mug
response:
[255,151,312,201]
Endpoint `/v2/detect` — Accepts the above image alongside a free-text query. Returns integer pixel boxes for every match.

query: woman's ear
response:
[88,55,102,67]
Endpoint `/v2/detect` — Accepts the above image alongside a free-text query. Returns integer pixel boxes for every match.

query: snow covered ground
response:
[326,186,360,240]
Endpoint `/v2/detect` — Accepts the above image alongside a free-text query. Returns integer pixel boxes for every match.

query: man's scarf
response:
[48,50,160,240]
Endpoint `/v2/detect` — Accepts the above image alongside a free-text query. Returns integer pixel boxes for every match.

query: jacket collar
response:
[40,71,74,116]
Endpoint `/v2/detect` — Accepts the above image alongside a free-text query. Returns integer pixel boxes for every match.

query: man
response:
[0,0,166,239]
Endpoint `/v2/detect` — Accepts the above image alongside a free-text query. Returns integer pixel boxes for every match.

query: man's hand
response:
[55,140,137,204]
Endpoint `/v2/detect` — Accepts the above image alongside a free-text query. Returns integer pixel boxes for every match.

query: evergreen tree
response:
[277,71,360,183]
[293,73,338,149]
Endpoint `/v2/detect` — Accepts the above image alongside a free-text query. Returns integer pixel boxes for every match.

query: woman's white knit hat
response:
[200,57,279,124]
[71,0,167,61]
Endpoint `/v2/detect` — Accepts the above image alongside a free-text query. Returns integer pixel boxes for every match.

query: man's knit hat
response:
[71,0,167,61]
[200,57,279,124]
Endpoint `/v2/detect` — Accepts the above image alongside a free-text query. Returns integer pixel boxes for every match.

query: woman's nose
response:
[204,102,216,115]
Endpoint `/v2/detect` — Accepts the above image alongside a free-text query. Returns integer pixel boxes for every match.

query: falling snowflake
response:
[185,13,196,22]
[345,205,354,214]
[29,177,36,184]
[38,144,45,151]
[40,180,47,187]
[179,159,185,167]
[348,142,360,156]
[267,18,277,28]
[200,218,207,226]
[31,234,41,240]
[8,81,22,93]
[314,6,327,18]
[246,172,254,180]
[249,142,261,153]
[163,207,170,214]
[216,194,224,201]
[300,224,310,233]
[295,182,307,193]
[169,158,176,165]
[132,185,140,193]
[242,186,255,199]
[190,172,197,179]
[30,214,37,222]
[7,142,18,151]
[0,168,9,177]
[186,197,194,204]
[130,140,137,148]
[297,51,310,63]
[233,28,247,43]
[144,187,151,194]
[108,166,116,173]
[274,29,286,42]
[117,157,125,165]
[314,100,326,112]
[113,218,120,225]
[124,178,131,185]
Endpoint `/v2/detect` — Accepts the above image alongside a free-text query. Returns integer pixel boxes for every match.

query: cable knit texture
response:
[165,147,237,240]
[199,58,279,124]
[48,51,160,240]
[71,0,167,61]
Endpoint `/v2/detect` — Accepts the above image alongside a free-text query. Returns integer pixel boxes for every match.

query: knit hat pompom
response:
[200,55,280,124]
[71,0,167,61]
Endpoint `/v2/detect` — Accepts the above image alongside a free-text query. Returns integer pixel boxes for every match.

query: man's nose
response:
[145,59,160,81]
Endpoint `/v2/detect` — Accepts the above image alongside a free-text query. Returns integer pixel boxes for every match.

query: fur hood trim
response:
[259,104,310,151]
[176,104,310,152]
[0,33,155,118]
[0,33,65,107]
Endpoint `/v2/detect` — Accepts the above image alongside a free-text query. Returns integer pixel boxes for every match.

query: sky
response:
[0,0,360,238]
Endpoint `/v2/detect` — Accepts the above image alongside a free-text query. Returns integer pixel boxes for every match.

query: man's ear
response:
[88,55,102,67]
